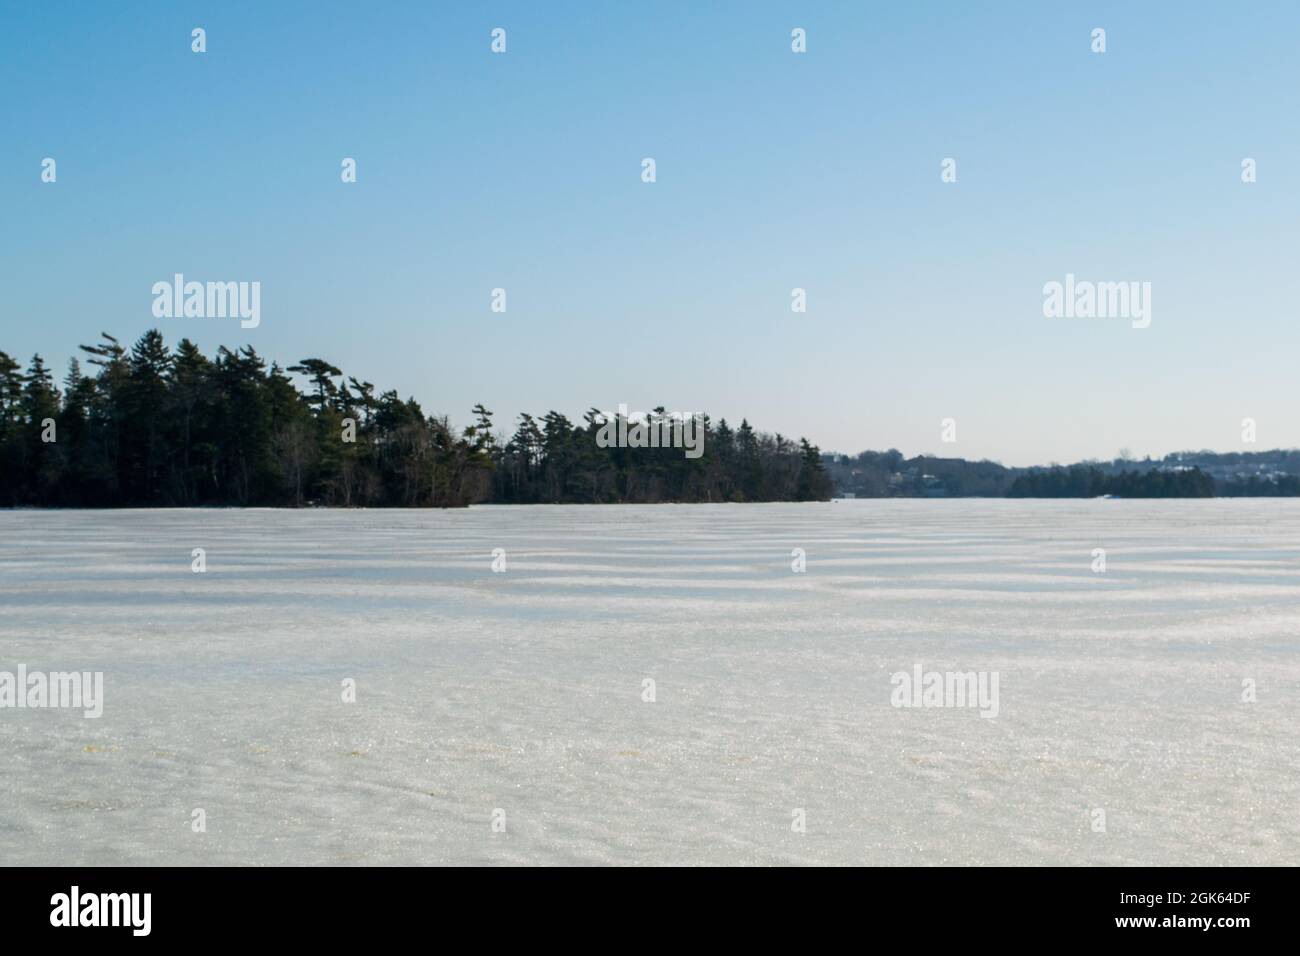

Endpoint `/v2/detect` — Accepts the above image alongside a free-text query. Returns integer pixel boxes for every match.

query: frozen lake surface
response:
[1,500,1298,865]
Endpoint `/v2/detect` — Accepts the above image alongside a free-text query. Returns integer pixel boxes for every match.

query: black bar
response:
[0,866,1285,943]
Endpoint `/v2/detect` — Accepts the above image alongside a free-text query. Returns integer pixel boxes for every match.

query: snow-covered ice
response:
[1,500,1297,865]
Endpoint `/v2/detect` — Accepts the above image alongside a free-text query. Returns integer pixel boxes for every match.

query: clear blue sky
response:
[3,1,1298,466]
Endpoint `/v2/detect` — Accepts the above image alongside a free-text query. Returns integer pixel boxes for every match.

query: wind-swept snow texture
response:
[1,501,1297,865]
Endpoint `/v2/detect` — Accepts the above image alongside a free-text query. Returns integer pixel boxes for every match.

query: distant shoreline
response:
[6,495,1300,512]
[5,332,1299,508]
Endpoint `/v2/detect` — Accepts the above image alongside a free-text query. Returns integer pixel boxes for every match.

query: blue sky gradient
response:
[3,1,1298,465]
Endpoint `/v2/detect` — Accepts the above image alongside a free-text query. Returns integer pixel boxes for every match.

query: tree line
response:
[0,331,833,508]
[1007,465,1216,498]
[828,452,1299,498]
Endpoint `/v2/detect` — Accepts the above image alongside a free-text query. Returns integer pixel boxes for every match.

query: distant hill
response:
[823,449,1300,498]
